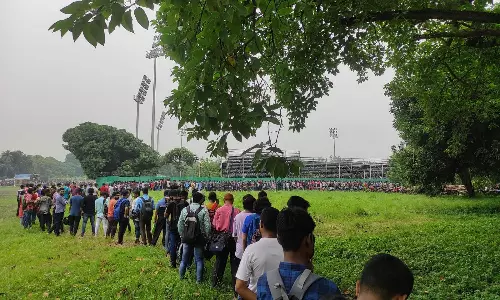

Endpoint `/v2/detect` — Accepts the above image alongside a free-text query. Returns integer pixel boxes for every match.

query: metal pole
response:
[156,128,160,152]
[334,138,336,158]
[151,58,157,149]
[136,101,140,139]
[338,158,341,178]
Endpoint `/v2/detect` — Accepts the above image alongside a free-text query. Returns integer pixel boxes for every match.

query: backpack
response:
[181,206,203,244]
[267,268,322,300]
[251,214,262,244]
[140,197,154,220]
[113,198,129,221]
[171,201,187,229]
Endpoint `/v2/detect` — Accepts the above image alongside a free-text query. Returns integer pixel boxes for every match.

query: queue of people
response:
[15,182,414,300]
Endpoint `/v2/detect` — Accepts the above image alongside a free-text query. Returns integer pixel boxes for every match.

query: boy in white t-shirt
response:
[235,207,283,300]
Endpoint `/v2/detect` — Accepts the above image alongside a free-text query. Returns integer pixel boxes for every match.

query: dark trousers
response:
[68,215,81,235]
[232,257,241,297]
[168,230,181,267]
[212,238,237,287]
[140,218,152,245]
[40,213,52,231]
[53,212,64,236]
[117,219,129,244]
[133,220,141,240]
[151,217,166,246]
[107,217,117,238]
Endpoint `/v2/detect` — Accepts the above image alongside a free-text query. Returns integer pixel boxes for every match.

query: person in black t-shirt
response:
[164,189,188,268]
[151,190,169,247]
[81,188,97,237]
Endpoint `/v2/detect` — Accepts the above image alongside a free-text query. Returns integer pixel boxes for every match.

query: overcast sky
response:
[1,0,400,162]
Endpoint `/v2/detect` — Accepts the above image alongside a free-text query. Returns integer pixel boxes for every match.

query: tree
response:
[185,158,222,177]
[163,147,198,176]
[386,40,500,197]
[64,153,84,177]
[62,122,160,178]
[0,150,33,179]
[50,0,500,177]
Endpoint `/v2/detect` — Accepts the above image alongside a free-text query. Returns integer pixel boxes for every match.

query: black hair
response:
[133,190,140,196]
[88,188,94,195]
[180,190,188,199]
[20,185,25,189]
[192,192,204,204]
[208,191,217,202]
[243,194,256,211]
[287,196,310,210]
[253,197,271,214]
[27,188,34,194]
[258,190,267,199]
[101,192,109,198]
[359,254,414,299]
[142,187,149,194]
[164,190,169,196]
[276,207,316,252]
[260,207,279,233]
[121,190,129,196]
[169,189,180,197]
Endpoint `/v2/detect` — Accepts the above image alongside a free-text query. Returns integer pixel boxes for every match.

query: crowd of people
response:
[16,182,414,300]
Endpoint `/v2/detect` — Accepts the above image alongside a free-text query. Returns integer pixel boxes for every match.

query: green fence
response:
[96,176,389,186]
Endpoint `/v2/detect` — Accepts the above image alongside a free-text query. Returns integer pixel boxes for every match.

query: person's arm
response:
[203,208,211,236]
[235,279,256,300]
[235,249,256,300]
[212,209,219,231]
[177,207,186,236]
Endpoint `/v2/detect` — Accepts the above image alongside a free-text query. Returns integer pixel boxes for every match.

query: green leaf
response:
[72,22,84,41]
[134,7,149,30]
[83,23,97,47]
[146,0,155,10]
[266,117,281,126]
[277,6,293,16]
[122,10,134,33]
[265,157,279,175]
[207,106,217,118]
[90,21,105,45]
[109,3,125,33]
[60,1,89,15]
[232,129,242,142]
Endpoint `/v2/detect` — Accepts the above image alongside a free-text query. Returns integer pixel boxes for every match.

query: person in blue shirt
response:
[241,197,271,251]
[151,190,168,247]
[63,183,71,200]
[256,207,341,300]
[68,188,84,236]
[135,187,155,245]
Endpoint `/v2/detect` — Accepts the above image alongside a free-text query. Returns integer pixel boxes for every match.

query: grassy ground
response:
[1,187,500,299]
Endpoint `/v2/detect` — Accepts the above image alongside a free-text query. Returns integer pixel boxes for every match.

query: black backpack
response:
[170,201,187,229]
[181,206,203,245]
[141,197,154,220]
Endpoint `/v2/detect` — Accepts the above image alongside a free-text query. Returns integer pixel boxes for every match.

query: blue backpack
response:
[113,198,129,221]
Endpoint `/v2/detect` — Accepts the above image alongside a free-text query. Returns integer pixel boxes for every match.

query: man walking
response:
[165,189,188,267]
[116,190,131,245]
[37,188,52,231]
[178,192,211,283]
[151,190,169,247]
[68,188,84,236]
[136,188,155,245]
[131,190,142,244]
[212,193,240,290]
[52,188,66,236]
[95,192,108,237]
[81,188,97,237]
[106,192,119,238]
[235,207,283,300]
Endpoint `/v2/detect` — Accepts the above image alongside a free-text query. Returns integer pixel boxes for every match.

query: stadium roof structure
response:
[222,149,390,179]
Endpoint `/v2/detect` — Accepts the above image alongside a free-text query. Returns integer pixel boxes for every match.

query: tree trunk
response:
[459,167,475,198]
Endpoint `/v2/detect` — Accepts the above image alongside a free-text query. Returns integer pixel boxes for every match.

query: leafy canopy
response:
[51,0,500,178]
[63,122,160,178]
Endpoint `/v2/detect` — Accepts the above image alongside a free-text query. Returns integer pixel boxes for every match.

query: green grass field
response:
[1,187,500,299]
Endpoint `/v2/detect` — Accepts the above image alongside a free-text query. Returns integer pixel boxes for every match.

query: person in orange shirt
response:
[205,192,219,230]
[106,192,119,238]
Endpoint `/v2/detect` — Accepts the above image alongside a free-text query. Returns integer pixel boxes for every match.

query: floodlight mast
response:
[146,36,164,149]
[134,75,151,139]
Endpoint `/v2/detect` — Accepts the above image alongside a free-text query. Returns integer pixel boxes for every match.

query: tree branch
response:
[341,9,500,26]
[415,29,500,39]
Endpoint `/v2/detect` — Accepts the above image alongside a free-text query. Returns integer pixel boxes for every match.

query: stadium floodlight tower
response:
[329,127,338,159]
[134,75,151,139]
[156,111,167,152]
[146,35,164,150]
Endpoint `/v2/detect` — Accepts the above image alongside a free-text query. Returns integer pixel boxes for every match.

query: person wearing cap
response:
[212,193,240,291]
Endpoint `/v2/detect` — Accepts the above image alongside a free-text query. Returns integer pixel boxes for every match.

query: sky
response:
[0,0,400,162]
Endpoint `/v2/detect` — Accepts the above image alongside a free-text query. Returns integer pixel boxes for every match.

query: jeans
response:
[164,221,170,251]
[23,210,35,228]
[68,215,81,235]
[151,217,166,246]
[168,230,181,267]
[95,215,108,237]
[82,213,95,236]
[117,218,129,244]
[179,243,204,283]
[212,238,237,287]
[140,218,152,245]
[133,220,141,240]
[39,213,52,231]
[53,212,64,236]
[107,216,117,238]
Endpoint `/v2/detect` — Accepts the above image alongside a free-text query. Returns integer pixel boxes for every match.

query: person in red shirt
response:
[212,193,240,291]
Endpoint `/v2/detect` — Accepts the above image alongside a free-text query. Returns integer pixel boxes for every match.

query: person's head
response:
[254,197,271,214]
[121,190,129,198]
[169,189,180,201]
[223,193,234,204]
[287,196,310,211]
[58,188,64,195]
[277,207,316,261]
[163,190,169,198]
[88,188,94,195]
[242,194,256,212]
[41,188,49,197]
[356,254,414,300]
[28,188,34,194]
[133,190,140,197]
[259,207,279,237]
[208,192,218,203]
[192,192,205,204]
[142,187,149,195]
[258,190,267,199]
[75,188,81,195]
[101,192,109,198]
[20,185,25,189]
[113,192,120,199]
[180,190,188,200]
